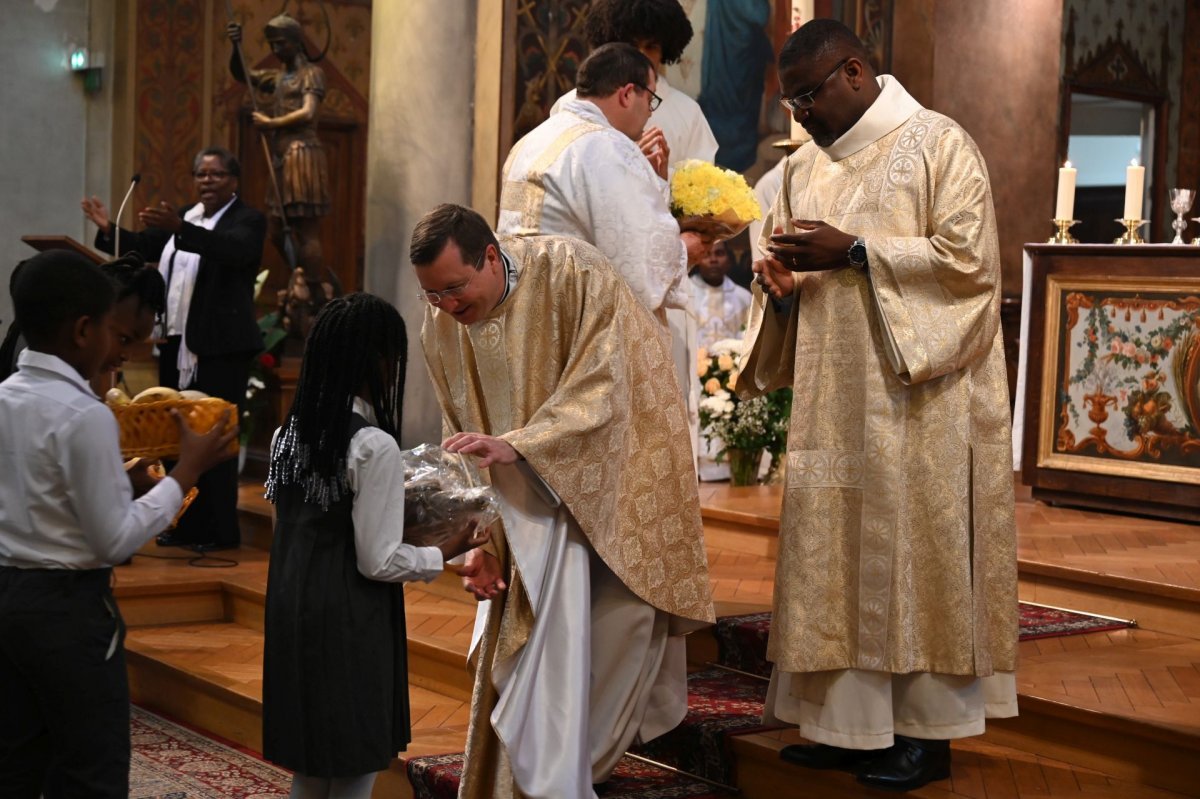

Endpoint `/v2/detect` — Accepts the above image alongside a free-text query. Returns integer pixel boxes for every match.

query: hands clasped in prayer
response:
[638,125,670,180]
[754,219,859,299]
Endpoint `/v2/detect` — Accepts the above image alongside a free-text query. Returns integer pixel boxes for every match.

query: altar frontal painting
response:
[1038,276,1200,483]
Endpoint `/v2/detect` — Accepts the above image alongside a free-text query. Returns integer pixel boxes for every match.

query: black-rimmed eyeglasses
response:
[633,83,663,112]
[780,58,848,112]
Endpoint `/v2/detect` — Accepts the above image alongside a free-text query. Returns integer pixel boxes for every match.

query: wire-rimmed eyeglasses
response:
[417,249,488,305]
[780,58,848,112]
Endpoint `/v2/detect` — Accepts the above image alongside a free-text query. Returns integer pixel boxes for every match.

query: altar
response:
[1014,244,1200,521]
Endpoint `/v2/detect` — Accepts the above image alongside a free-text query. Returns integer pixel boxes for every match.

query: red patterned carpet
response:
[712,602,1135,678]
[130,706,290,798]
[631,668,774,785]
[407,752,730,799]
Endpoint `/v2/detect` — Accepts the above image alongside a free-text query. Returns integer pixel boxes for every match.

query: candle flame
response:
[1130,158,1140,167]
[1064,160,1072,168]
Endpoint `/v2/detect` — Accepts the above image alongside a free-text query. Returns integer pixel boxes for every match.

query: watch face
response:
[849,243,868,265]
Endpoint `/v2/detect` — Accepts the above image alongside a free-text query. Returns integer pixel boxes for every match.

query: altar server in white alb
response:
[498,43,709,325]
[550,0,719,463]
[550,0,718,172]
[742,20,1018,793]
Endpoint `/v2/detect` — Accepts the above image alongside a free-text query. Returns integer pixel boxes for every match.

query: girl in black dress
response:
[263,293,488,799]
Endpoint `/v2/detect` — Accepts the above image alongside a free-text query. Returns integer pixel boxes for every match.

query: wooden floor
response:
[112,475,1200,798]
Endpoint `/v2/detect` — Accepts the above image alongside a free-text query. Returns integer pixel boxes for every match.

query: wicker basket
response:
[111,398,239,460]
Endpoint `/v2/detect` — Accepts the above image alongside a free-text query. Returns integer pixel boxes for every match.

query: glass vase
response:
[726,447,763,487]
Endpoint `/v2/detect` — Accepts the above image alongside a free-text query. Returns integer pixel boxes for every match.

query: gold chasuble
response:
[421,235,713,797]
[740,76,1017,741]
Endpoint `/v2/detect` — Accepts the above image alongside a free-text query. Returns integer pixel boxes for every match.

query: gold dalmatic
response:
[740,109,1018,678]
[421,236,714,798]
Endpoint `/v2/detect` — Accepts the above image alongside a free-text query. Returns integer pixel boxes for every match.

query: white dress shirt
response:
[273,397,445,583]
[159,194,238,388]
[0,350,184,568]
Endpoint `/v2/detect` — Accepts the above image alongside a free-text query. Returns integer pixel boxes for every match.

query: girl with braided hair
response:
[1,253,165,390]
[263,293,488,799]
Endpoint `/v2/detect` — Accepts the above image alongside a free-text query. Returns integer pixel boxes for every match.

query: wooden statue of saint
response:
[228,15,335,337]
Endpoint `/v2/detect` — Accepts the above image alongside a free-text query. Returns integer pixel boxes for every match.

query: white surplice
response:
[551,77,718,466]
[551,74,718,169]
[499,98,690,317]
[476,462,687,798]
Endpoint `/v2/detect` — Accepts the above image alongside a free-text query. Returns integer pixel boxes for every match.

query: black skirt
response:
[262,424,411,776]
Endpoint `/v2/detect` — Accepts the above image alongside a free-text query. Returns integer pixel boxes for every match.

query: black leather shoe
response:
[856,736,950,792]
[155,533,191,547]
[780,743,877,771]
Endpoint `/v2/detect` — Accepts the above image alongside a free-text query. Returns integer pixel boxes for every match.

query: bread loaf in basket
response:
[109,392,239,460]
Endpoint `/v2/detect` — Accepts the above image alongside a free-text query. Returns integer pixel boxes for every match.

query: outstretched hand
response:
[138,202,182,233]
[81,196,110,230]
[170,409,238,494]
[456,548,506,601]
[767,219,857,272]
[442,433,521,469]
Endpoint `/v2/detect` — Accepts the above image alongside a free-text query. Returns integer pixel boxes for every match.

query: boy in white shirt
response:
[0,250,235,798]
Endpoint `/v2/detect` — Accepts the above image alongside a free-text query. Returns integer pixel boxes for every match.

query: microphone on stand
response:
[113,173,141,256]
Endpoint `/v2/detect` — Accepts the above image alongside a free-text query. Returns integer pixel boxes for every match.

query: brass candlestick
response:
[1047,219,1079,244]
[1113,218,1146,245]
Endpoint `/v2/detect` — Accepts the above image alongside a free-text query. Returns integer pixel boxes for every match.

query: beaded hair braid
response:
[265,292,407,510]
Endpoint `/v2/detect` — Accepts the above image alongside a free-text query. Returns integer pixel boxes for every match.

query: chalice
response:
[1170,188,1195,244]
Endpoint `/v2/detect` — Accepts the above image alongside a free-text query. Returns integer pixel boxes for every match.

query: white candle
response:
[789,0,813,144]
[1124,160,1145,220]
[1055,161,1076,220]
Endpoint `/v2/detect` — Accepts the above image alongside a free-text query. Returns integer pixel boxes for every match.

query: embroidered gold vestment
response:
[421,235,714,797]
[740,104,1018,679]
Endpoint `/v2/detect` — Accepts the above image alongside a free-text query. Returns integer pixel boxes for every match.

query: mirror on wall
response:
[1065,91,1157,243]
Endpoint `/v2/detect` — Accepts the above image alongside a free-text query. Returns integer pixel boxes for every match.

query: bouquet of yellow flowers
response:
[670,159,762,240]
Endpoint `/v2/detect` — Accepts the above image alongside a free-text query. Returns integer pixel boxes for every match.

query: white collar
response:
[819,75,923,162]
[352,396,377,425]
[185,194,238,224]
[16,349,98,398]
[561,97,618,132]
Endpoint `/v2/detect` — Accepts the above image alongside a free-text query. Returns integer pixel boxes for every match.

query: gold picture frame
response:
[1037,274,1200,484]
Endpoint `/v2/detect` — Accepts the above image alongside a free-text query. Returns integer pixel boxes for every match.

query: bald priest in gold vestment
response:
[742,20,1018,793]
[410,204,715,799]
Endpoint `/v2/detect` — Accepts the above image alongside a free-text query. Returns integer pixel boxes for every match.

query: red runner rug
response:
[630,668,772,786]
[130,706,290,798]
[407,752,730,798]
[713,602,1135,679]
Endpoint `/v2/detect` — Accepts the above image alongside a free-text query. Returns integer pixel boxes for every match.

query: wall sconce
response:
[68,46,103,94]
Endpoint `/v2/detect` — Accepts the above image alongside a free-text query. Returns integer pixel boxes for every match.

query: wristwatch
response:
[848,236,868,269]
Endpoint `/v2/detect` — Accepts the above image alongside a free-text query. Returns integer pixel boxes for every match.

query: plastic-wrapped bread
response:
[401,444,501,548]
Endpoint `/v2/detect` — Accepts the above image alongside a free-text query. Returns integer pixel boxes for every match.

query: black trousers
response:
[0,567,129,798]
[159,336,251,548]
